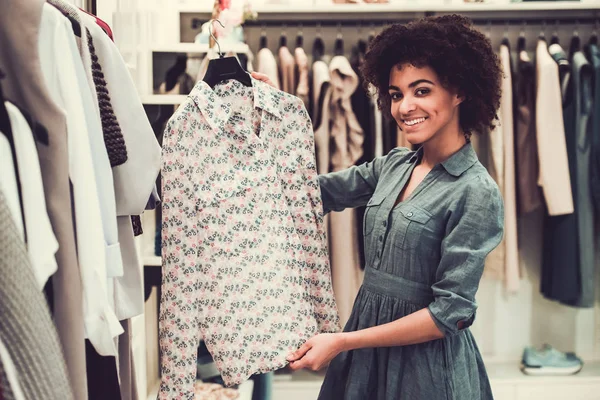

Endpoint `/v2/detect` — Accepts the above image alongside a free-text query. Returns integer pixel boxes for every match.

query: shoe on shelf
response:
[521,344,584,376]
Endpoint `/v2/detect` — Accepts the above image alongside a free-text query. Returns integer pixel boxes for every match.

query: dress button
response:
[379,235,383,242]
[407,212,413,217]
[383,220,387,227]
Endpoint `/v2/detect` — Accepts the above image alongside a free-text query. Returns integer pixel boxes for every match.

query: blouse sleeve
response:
[318,147,407,214]
[427,175,504,336]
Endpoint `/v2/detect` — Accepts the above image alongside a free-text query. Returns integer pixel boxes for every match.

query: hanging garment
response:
[159,78,339,397]
[535,40,574,215]
[542,45,580,306]
[350,44,374,271]
[5,102,58,289]
[40,4,123,355]
[317,144,503,400]
[589,45,600,216]
[499,44,520,292]
[572,51,594,307]
[294,47,309,108]
[278,45,295,94]
[328,55,365,326]
[80,9,161,320]
[0,2,87,396]
[257,47,280,90]
[514,49,543,214]
[312,60,332,174]
[0,189,75,400]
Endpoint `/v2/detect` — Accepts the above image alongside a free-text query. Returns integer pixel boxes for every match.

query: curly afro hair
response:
[361,14,502,137]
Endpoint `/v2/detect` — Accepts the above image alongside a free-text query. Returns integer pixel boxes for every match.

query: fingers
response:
[287,341,312,362]
[250,71,275,87]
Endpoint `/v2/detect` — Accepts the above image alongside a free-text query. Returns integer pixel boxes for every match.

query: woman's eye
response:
[390,93,403,100]
[416,88,430,96]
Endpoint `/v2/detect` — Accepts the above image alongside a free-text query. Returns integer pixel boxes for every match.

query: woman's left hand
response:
[287,333,346,371]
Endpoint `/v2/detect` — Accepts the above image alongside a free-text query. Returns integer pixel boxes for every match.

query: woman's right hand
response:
[251,71,276,88]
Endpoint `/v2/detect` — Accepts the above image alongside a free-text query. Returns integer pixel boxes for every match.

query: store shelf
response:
[150,43,249,54]
[177,1,600,14]
[143,255,162,267]
[142,94,188,105]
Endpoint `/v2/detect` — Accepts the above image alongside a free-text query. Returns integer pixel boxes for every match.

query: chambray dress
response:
[317,143,504,400]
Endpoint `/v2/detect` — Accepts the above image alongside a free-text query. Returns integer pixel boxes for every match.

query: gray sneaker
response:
[521,344,583,376]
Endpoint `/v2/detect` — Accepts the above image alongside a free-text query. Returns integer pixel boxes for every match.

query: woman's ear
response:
[453,93,466,106]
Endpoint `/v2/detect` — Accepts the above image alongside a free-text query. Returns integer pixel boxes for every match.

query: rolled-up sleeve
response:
[319,148,405,214]
[428,177,504,336]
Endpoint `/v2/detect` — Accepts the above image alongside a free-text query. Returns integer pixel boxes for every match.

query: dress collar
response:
[409,142,478,177]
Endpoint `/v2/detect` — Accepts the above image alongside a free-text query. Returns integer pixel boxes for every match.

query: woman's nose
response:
[398,97,416,116]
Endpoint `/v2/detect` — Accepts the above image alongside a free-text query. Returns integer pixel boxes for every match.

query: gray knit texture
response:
[0,190,75,400]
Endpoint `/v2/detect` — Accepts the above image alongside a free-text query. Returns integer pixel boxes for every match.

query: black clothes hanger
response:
[295,27,303,49]
[279,27,287,48]
[312,33,325,62]
[550,20,560,45]
[569,27,581,61]
[333,24,344,56]
[259,26,268,50]
[0,70,11,138]
[591,20,598,45]
[203,20,252,88]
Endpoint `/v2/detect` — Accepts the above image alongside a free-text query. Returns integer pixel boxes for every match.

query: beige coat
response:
[328,56,365,326]
[278,46,295,95]
[535,39,574,215]
[294,47,309,109]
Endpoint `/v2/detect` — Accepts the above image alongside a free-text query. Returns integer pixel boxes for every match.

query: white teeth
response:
[404,117,426,126]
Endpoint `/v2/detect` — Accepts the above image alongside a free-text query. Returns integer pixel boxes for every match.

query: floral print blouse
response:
[158,78,340,398]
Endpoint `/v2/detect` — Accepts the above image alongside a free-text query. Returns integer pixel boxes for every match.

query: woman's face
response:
[388,64,463,145]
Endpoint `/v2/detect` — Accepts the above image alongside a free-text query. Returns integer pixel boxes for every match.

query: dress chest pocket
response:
[363,195,385,236]
[392,206,432,250]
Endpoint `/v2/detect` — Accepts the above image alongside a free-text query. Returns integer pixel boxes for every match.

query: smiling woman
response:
[279,14,505,400]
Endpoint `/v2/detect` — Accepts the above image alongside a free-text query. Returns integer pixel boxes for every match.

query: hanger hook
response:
[540,20,547,37]
[574,19,579,37]
[209,19,225,56]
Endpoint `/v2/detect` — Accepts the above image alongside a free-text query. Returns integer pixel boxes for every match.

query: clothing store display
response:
[590,44,600,213]
[535,39,574,216]
[521,344,583,376]
[0,1,87,397]
[159,77,339,396]
[0,189,75,400]
[40,3,124,355]
[499,44,519,292]
[294,47,309,108]
[257,47,280,90]
[318,144,503,400]
[4,102,58,289]
[514,48,542,215]
[278,46,296,95]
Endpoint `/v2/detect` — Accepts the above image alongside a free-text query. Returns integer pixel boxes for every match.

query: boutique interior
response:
[1,0,600,400]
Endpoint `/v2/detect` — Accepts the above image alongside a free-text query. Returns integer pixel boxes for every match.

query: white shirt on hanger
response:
[79,9,161,321]
[5,102,59,290]
[39,4,123,356]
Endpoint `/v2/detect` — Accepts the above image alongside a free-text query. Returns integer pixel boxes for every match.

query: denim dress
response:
[317,143,504,400]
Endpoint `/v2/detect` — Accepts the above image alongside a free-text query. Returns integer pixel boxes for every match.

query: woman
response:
[253,14,504,399]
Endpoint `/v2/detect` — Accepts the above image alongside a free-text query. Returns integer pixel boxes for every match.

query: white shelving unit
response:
[177,1,600,13]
